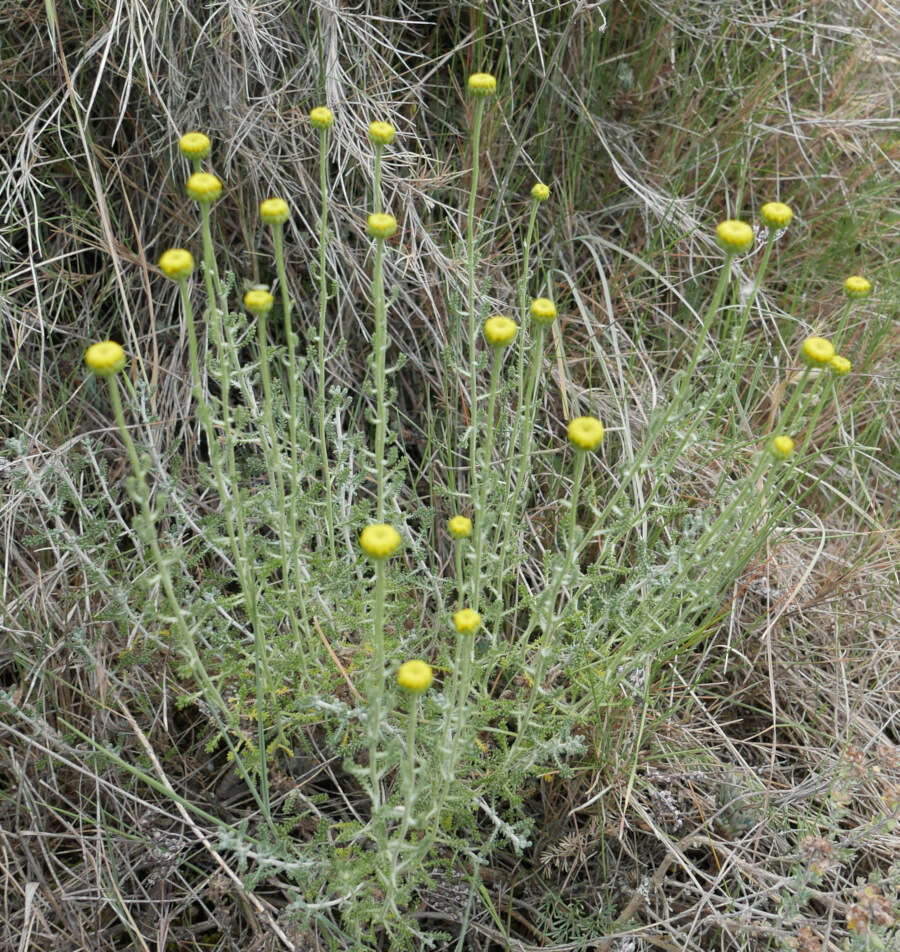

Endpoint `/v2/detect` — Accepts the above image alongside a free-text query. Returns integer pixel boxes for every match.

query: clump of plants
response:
[74,70,871,947]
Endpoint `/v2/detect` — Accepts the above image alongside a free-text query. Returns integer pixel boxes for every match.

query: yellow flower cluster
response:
[483,315,518,347]
[844,275,872,299]
[531,183,550,202]
[467,73,496,97]
[800,336,835,368]
[260,198,290,225]
[530,298,557,324]
[368,121,395,146]
[244,289,274,314]
[760,202,792,229]
[567,417,604,451]
[453,609,481,634]
[85,340,127,377]
[360,523,402,559]
[448,515,472,539]
[769,435,795,460]
[716,220,754,254]
[186,172,222,203]
[178,132,211,160]
[397,659,433,693]
[310,106,334,130]
[158,248,194,281]
[829,355,851,376]
[367,213,398,239]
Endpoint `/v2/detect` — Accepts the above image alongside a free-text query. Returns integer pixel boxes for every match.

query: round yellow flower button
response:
[716,219,755,253]
[186,172,222,203]
[260,198,290,225]
[367,213,398,239]
[85,340,127,377]
[310,106,334,130]
[844,275,872,299]
[453,609,481,634]
[829,355,851,376]
[158,248,195,281]
[467,72,496,96]
[531,183,550,202]
[397,659,433,693]
[244,289,274,314]
[760,202,792,229]
[368,121,395,146]
[359,523,402,559]
[800,336,835,367]
[178,132,211,160]
[530,298,557,324]
[448,516,472,539]
[567,416,604,451]
[484,315,518,347]
[769,435,795,459]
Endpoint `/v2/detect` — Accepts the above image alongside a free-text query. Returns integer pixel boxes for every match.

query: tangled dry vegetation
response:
[2,1,899,950]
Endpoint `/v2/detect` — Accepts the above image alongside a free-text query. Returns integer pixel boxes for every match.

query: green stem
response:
[455,539,466,609]
[374,143,384,216]
[467,98,486,497]
[316,125,336,558]
[472,347,502,603]
[106,375,272,828]
[373,236,388,521]
[568,450,587,551]
[368,559,387,813]
[730,229,775,366]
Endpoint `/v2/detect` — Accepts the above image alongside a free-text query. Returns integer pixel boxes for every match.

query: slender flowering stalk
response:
[312,110,336,556]
[359,523,402,817]
[389,659,433,886]
[430,609,481,841]
[179,132,211,173]
[89,345,273,829]
[465,75,494,500]
[835,275,872,351]
[473,317,517,602]
[448,515,472,608]
[497,297,556,570]
[368,121,394,216]
[504,419,603,769]
[367,213,398,519]
[730,204,791,365]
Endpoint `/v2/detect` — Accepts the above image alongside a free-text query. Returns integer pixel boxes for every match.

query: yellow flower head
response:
[567,416,604,451]
[186,172,222,203]
[85,340,127,377]
[453,609,481,635]
[260,198,290,225]
[368,121,395,146]
[829,354,851,377]
[397,659,433,693]
[531,182,550,202]
[800,336,835,367]
[367,212,398,239]
[467,72,497,97]
[716,219,755,254]
[178,132,211,160]
[760,202,792,229]
[359,523,402,559]
[310,106,334,130]
[843,275,872,299]
[769,435,795,460]
[530,297,557,324]
[158,248,195,281]
[483,315,518,347]
[244,289,274,314]
[448,515,472,539]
